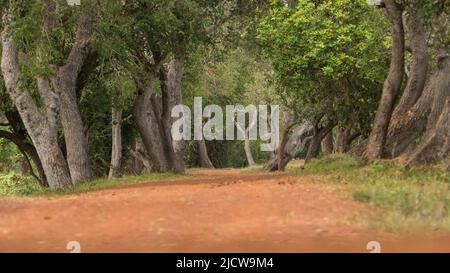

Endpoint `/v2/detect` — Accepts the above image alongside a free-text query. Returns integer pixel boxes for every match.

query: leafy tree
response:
[257,0,389,169]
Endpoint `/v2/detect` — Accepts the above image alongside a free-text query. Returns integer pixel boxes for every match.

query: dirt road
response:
[0,169,449,252]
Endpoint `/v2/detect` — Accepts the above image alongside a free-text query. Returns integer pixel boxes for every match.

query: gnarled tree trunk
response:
[391,7,428,119]
[407,96,450,166]
[55,10,94,184]
[133,58,186,173]
[162,58,186,173]
[264,113,294,171]
[383,6,429,157]
[305,120,337,164]
[133,79,172,172]
[362,0,405,163]
[265,120,314,171]
[1,12,72,189]
[384,52,450,158]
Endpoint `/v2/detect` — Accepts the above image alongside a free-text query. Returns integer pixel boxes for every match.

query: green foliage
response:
[183,47,274,168]
[10,0,84,76]
[0,139,21,172]
[0,172,41,196]
[79,67,137,177]
[291,155,450,232]
[96,0,215,68]
[257,0,389,129]
[207,140,269,168]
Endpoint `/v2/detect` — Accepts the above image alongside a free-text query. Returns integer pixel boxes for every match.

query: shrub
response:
[0,172,42,196]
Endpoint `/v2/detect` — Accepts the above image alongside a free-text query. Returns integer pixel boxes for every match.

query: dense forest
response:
[0,0,448,191]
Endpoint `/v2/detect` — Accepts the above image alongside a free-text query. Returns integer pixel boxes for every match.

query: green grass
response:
[288,155,450,233]
[0,172,187,198]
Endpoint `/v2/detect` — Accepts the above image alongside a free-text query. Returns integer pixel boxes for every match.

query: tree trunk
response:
[406,96,450,166]
[236,115,257,167]
[1,14,72,189]
[264,120,314,171]
[335,127,351,153]
[55,11,94,184]
[362,0,405,163]
[133,81,172,172]
[305,120,337,164]
[264,113,294,172]
[162,58,185,173]
[134,58,186,173]
[198,139,214,168]
[384,52,450,158]
[321,131,334,155]
[109,107,123,179]
[244,127,256,166]
[390,7,428,118]
[21,143,47,187]
[130,138,153,174]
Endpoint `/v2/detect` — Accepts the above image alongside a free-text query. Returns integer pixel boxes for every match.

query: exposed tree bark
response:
[321,130,334,155]
[265,120,314,171]
[280,122,314,170]
[362,0,405,163]
[133,58,186,173]
[55,10,94,184]
[1,10,72,189]
[109,107,123,179]
[264,113,294,171]
[163,58,185,173]
[305,119,337,164]
[406,96,450,166]
[382,6,429,157]
[391,7,428,118]
[198,139,214,168]
[384,52,450,158]
[425,53,450,132]
[130,138,153,174]
[335,126,351,153]
[133,79,172,172]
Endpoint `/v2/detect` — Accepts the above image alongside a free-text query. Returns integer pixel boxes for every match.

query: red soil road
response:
[0,168,449,253]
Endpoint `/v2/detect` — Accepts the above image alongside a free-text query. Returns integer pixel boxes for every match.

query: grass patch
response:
[0,172,187,198]
[288,155,450,233]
